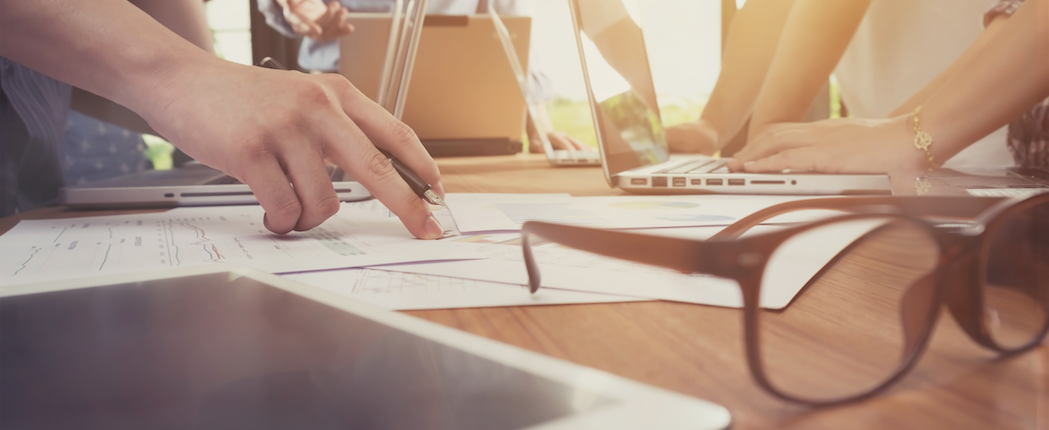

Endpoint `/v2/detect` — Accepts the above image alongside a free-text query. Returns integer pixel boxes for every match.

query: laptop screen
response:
[570,0,668,176]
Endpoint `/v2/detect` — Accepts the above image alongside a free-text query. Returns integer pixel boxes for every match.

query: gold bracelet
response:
[912,106,938,171]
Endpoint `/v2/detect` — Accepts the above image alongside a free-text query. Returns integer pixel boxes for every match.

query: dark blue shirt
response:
[0,57,70,217]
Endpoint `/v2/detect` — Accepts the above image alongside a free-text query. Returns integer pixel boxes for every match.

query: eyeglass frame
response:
[519,193,1049,406]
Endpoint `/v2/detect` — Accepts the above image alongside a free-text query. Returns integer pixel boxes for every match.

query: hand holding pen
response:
[248,57,447,238]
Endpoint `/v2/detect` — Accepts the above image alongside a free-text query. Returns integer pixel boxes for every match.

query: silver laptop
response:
[61,163,371,209]
[544,146,602,166]
[567,0,889,194]
[339,13,529,154]
[889,167,1049,196]
[485,4,602,166]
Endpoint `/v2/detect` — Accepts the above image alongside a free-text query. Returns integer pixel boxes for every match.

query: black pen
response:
[257,57,447,208]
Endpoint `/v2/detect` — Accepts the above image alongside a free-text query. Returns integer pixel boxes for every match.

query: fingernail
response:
[433,182,446,198]
[744,161,755,171]
[425,213,445,239]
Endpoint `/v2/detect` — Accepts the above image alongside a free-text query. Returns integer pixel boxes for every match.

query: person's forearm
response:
[921,0,1049,162]
[0,0,221,117]
[700,0,795,149]
[888,16,1010,117]
[68,0,215,135]
[749,0,871,134]
[131,0,215,54]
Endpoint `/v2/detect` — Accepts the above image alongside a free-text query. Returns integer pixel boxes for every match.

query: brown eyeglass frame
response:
[520,194,1049,406]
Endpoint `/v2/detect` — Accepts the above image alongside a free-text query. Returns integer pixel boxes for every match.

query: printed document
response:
[283,268,648,310]
[0,205,479,286]
[444,194,843,233]
[380,222,881,309]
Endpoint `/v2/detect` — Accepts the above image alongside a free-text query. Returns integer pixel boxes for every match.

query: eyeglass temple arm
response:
[711,196,1004,241]
[521,221,737,293]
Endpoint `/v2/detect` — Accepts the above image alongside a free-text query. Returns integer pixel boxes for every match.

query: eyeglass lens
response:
[981,198,1049,350]
[756,217,940,402]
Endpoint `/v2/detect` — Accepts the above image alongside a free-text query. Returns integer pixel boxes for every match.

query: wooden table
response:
[427,155,1048,429]
[2,154,1046,429]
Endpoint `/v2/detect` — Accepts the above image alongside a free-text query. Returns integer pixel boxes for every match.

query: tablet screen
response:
[0,273,613,429]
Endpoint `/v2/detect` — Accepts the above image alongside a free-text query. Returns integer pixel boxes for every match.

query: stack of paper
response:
[0,204,479,287]
[287,194,854,310]
[0,193,855,311]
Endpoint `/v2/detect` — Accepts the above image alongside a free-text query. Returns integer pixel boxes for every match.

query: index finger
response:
[328,76,441,188]
[729,124,815,170]
[312,100,443,240]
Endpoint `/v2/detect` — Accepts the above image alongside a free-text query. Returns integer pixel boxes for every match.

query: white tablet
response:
[0,265,730,429]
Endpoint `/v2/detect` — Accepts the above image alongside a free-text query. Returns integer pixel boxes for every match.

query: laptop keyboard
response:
[204,165,347,185]
[656,158,728,174]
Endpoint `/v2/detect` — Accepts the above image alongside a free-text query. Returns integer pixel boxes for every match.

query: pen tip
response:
[423,189,447,208]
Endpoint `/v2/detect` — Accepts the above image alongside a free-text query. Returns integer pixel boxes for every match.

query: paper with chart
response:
[381,231,747,307]
[444,194,845,233]
[0,205,480,286]
[380,221,885,309]
[283,268,647,310]
[345,198,460,237]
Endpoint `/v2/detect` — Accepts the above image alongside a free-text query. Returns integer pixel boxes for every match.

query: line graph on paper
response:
[1,205,469,284]
[0,212,276,279]
[4,219,160,279]
[162,218,234,266]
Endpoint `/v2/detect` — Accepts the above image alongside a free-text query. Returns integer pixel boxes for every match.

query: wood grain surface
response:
[409,154,1048,430]
[2,153,1045,429]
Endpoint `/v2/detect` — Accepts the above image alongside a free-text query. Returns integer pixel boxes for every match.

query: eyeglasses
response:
[520,193,1049,406]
